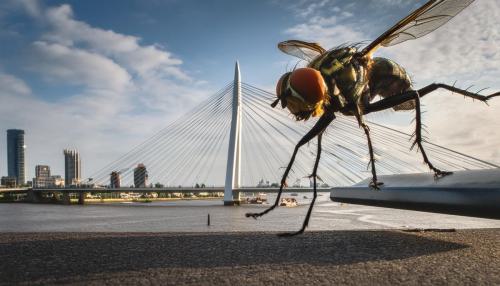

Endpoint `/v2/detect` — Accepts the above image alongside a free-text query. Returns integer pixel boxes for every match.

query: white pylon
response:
[224,61,242,206]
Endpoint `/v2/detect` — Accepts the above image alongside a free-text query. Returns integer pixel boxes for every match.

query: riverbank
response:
[0,196,224,204]
[83,197,223,204]
[1,229,498,285]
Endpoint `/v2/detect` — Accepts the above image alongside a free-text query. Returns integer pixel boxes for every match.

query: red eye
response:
[289,68,327,104]
[276,72,291,98]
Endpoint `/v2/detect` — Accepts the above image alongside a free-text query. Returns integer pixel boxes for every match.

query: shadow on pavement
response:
[0,231,466,284]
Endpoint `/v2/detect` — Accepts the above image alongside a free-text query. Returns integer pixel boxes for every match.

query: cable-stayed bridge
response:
[82,62,496,203]
[4,62,498,209]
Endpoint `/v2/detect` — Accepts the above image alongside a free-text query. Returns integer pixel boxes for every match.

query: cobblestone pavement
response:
[0,229,499,285]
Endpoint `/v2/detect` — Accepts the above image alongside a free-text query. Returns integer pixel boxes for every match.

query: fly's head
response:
[272,68,329,121]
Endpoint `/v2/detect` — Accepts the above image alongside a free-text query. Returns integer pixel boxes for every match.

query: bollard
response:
[207,214,210,226]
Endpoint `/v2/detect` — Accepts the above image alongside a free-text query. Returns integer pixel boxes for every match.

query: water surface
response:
[1,193,499,232]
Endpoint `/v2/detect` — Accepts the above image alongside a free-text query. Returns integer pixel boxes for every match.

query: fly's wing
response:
[360,0,475,57]
[278,40,326,62]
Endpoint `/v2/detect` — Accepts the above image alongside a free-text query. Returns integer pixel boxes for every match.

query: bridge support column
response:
[78,192,86,205]
[61,192,71,205]
[27,189,42,203]
[224,61,242,206]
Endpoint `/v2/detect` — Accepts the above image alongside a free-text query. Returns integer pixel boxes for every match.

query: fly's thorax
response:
[313,47,357,75]
[313,47,368,109]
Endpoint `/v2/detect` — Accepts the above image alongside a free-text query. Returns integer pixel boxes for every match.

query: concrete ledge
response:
[331,168,500,219]
[223,200,241,206]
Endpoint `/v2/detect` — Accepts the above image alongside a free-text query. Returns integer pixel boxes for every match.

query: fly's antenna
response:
[292,60,301,71]
[285,61,291,74]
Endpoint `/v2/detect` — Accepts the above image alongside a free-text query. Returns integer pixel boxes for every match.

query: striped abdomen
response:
[369,57,415,111]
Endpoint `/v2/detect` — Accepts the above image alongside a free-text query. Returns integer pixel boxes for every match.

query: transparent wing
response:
[278,40,326,62]
[361,0,475,56]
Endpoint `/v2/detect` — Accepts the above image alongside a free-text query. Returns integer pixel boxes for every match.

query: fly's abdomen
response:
[369,57,415,111]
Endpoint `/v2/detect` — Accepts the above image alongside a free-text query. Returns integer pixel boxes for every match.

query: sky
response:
[0,0,499,180]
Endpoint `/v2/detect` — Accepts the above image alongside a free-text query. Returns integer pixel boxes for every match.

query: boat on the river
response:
[279,197,298,207]
[244,193,268,204]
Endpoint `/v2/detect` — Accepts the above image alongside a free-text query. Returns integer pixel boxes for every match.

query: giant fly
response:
[246,0,500,236]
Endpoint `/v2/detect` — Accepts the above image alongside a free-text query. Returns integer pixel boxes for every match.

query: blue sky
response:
[1,0,499,179]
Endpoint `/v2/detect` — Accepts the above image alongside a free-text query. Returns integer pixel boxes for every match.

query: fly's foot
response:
[245,212,261,219]
[277,230,304,237]
[433,169,453,179]
[369,180,384,191]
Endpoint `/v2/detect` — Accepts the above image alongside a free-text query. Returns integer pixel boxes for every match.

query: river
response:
[1,192,499,232]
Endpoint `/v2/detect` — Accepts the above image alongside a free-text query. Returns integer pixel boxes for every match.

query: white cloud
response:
[0,2,214,178]
[284,1,364,48]
[296,0,332,18]
[0,71,32,96]
[42,4,188,80]
[16,0,42,18]
[285,18,364,48]
[31,41,131,92]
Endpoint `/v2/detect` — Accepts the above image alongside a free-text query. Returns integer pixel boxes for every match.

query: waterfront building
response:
[7,129,25,185]
[110,171,121,188]
[64,149,81,186]
[33,165,51,188]
[133,163,148,188]
[48,175,65,187]
[1,176,17,188]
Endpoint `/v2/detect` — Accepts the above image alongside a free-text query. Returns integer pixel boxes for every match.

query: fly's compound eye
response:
[272,72,292,108]
[289,68,327,105]
[273,68,328,120]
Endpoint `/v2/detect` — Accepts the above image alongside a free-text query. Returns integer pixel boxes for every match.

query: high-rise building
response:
[110,171,121,188]
[33,165,51,188]
[7,129,25,185]
[35,165,50,178]
[133,163,148,188]
[64,149,81,186]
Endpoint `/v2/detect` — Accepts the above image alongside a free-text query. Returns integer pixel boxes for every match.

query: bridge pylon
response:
[224,61,242,206]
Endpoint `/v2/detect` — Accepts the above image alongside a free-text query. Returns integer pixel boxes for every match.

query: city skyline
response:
[2,128,83,186]
[0,0,499,180]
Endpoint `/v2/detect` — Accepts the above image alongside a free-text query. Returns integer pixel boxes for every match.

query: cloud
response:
[13,0,42,18]
[42,4,188,81]
[285,17,364,48]
[0,2,214,178]
[0,71,32,96]
[284,1,364,48]
[31,41,131,92]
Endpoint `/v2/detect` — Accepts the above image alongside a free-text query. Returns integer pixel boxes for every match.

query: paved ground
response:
[0,229,499,285]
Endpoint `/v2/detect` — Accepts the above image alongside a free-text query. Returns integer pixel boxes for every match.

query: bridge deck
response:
[0,187,327,194]
[330,168,500,219]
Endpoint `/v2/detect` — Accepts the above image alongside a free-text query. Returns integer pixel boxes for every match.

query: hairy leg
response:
[278,133,323,237]
[364,83,499,176]
[411,94,452,177]
[365,83,499,114]
[245,112,335,219]
[360,121,383,189]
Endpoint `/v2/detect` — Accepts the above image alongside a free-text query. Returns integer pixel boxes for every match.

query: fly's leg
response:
[423,83,500,102]
[360,121,383,190]
[412,93,452,178]
[245,112,335,219]
[278,133,323,237]
[353,105,382,190]
[365,83,500,114]
[364,83,500,178]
